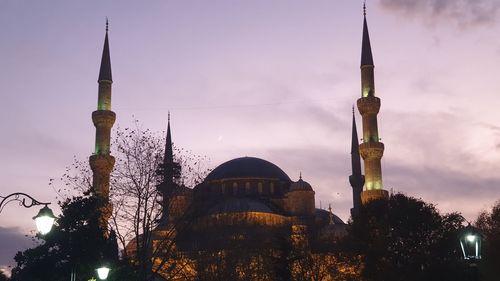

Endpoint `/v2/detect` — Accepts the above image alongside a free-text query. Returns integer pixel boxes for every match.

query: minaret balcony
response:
[359,142,384,160]
[357,96,380,115]
[92,110,116,128]
[89,154,116,174]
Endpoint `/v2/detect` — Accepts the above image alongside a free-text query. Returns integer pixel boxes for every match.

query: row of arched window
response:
[214,181,278,195]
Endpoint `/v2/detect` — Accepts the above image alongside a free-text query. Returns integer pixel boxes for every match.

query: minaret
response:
[357,4,389,204]
[349,107,364,215]
[89,20,116,235]
[159,113,175,223]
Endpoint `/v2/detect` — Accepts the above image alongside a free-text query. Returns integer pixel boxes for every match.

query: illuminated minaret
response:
[349,107,364,215]
[89,20,115,234]
[357,5,389,204]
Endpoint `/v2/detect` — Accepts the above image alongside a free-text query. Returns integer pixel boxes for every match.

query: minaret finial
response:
[299,171,302,180]
[363,1,367,17]
[106,17,109,32]
[328,203,334,224]
[361,5,374,67]
[168,111,170,122]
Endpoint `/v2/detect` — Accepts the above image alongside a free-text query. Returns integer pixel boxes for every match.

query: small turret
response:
[285,174,315,216]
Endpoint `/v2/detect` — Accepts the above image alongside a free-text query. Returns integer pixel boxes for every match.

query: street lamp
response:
[459,223,482,261]
[33,205,56,235]
[96,265,110,280]
[0,192,55,234]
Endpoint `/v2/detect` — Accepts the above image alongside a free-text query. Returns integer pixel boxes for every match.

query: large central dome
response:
[205,157,291,182]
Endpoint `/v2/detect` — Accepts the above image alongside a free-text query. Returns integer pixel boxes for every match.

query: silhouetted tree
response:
[51,120,209,280]
[347,193,470,281]
[476,200,500,281]
[0,271,9,281]
[110,122,209,280]
[10,195,132,281]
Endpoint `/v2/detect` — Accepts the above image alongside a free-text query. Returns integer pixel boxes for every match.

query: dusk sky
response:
[1,0,500,272]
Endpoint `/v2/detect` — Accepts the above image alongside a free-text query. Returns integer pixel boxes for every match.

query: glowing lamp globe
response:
[96,266,110,280]
[33,206,56,235]
[459,224,482,260]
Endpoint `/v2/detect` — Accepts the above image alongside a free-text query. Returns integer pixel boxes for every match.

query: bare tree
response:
[56,120,210,281]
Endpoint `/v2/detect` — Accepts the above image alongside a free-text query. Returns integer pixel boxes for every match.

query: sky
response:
[1,0,500,273]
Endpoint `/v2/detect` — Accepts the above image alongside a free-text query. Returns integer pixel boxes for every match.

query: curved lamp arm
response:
[0,192,51,214]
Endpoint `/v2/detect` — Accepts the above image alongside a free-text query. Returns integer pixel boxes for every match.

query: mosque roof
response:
[208,198,277,215]
[290,178,313,191]
[205,157,291,182]
[315,208,345,225]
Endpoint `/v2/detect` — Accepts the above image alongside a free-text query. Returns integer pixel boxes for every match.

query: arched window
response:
[233,182,238,195]
[245,182,251,194]
[258,182,263,194]
[270,182,275,194]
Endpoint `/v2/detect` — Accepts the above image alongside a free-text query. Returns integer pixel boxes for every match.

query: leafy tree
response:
[347,193,470,281]
[476,200,500,281]
[10,195,132,281]
[0,271,9,281]
[291,252,363,281]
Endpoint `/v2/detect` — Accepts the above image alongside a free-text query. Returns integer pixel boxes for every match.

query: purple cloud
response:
[0,227,34,274]
[379,0,500,28]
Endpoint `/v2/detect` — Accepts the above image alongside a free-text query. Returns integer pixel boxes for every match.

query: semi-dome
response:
[205,157,291,182]
[290,178,313,191]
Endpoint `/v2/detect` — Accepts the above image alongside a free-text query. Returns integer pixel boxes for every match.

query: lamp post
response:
[0,192,55,234]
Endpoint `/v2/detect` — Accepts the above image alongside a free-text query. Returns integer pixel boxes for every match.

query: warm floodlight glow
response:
[33,206,56,235]
[97,266,110,280]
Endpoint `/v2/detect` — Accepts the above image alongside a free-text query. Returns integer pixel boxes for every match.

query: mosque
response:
[89,6,389,280]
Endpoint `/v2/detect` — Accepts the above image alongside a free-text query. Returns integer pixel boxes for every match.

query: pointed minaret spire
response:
[357,3,388,204]
[349,108,364,215]
[164,112,173,172]
[98,19,112,83]
[89,21,117,236]
[350,107,362,176]
[361,4,374,67]
[158,113,176,223]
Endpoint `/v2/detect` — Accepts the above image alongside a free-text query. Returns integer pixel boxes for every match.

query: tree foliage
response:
[476,200,500,281]
[10,195,130,281]
[45,121,209,280]
[347,193,470,281]
[109,122,210,280]
[0,271,9,281]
